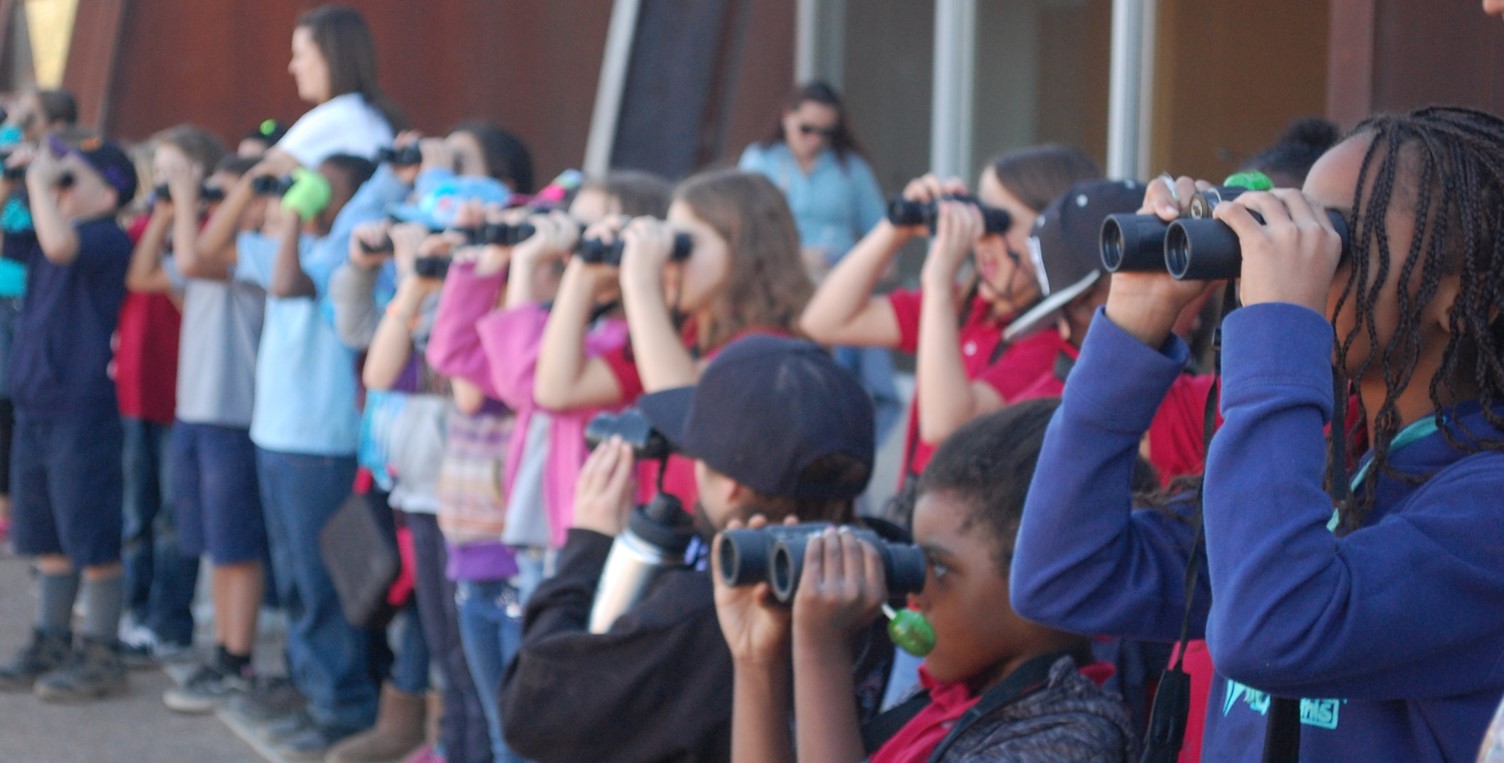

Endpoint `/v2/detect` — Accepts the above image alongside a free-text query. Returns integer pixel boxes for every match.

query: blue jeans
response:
[457,579,525,763]
[122,417,198,645]
[255,448,377,731]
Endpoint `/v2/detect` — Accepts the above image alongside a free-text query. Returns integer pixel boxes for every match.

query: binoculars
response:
[716,523,927,604]
[377,144,423,167]
[251,175,295,197]
[1101,187,1349,281]
[583,409,676,462]
[887,195,1012,236]
[153,183,226,204]
[413,256,451,280]
[576,232,693,268]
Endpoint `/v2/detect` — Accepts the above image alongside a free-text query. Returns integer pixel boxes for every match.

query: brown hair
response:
[152,124,229,174]
[674,170,812,352]
[987,144,1101,212]
[586,170,674,218]
[760,81,865,165]
[297,4,408,130]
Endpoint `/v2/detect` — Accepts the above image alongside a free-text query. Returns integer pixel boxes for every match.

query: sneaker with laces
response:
[34,637,128,703]
[276,719,363,762]
[0,630,72,692]
[164,663,253,714]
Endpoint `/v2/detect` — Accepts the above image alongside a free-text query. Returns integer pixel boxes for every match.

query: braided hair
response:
[1333,106,1504,530]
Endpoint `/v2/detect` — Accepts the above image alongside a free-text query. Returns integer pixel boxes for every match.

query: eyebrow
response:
[917,541,954,560]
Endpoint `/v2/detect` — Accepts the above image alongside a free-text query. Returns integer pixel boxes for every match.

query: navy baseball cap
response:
[636,335,875,501]
[71,135,139,206]
[1004,179,1144,342]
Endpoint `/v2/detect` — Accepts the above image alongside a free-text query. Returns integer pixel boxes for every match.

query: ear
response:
[1427,275,1462,336]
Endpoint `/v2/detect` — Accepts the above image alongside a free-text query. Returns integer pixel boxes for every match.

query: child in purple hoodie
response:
[1012,106,1504,762]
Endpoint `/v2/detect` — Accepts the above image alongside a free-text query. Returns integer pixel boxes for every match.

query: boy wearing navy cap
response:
[0,132,138,702]
[501,334,897,763]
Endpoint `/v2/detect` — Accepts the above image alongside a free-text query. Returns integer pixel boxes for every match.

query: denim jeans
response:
[409,515,492,763]
[121,417,198,645]
[456,579,525,763]
[255,448,377,730]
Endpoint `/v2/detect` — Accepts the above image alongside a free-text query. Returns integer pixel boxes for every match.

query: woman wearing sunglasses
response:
[739,81,905,448]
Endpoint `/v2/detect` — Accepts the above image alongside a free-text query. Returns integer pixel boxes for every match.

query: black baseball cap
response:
[636,335,875,501]
[1004,179,1144,342]
[73,136,139,206]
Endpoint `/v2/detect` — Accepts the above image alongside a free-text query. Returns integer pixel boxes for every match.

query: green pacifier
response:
[883,604,935,657]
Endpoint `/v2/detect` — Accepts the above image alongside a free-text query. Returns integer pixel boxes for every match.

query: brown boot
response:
[326,683,426,763]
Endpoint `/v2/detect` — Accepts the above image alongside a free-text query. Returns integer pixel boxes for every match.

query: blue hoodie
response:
[1013,304,1504,762]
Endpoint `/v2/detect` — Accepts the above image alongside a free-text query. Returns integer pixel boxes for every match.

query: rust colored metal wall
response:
[1328,0,1504,129]
[98,0,613,180]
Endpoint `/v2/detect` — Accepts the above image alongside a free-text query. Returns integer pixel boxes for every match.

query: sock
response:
[36,571,80,637]
[80,574,125,643]
[216,644,253,677]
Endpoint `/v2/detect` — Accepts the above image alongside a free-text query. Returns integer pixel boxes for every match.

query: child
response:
[713,400,1135,761]
[800,145,1100,481]
[0,133,138,702]
[1012,106,1504,761]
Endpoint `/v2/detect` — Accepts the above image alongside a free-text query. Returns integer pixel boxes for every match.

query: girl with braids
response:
[1011,105,1504,762]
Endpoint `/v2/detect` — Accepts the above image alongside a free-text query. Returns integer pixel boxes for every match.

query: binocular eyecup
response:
[251,175,295,197]
[583,409,675,462]
[887,196,1011,236]
[1101,187,1349,281]
[576,232,693,268]
[413,256,451,280]
[715,523,927,604]
[377,145,424,167]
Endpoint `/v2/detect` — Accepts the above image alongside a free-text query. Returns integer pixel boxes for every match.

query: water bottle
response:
[588,493,695,633]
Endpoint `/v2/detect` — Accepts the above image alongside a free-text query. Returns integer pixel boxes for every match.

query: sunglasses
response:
[798,123,837,139]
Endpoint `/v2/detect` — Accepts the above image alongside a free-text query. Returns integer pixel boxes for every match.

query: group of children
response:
[0,3,1501,763]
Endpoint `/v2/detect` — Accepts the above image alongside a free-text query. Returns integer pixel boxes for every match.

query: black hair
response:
[914,399,1059,576]
[761,81,865,165]
[1331,106,1504,530]
[36,89,78,126]
[448,120,534,193]
[1242,117,1340,186]
[319,152,376,197]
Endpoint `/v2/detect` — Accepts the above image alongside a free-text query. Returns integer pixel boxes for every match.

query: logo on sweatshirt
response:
[1223,680,1345,731]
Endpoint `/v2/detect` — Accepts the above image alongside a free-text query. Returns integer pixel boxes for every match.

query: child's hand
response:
[920,199,984,290]
[571,438,637,537]
[713,515,798,666]
[1214,189,1343,312]
[349,219,393,269]
[514,210,582,268]
[419,137,455,177]
[618,216,678,292]
[792,529,888,641]
[1106,174,1222,348]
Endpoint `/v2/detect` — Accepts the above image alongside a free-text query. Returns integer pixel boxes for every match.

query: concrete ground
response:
[0,553,273,763]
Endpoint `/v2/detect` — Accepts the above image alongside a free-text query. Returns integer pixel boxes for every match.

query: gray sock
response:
[36,571,80,637]
[80,575,125,644]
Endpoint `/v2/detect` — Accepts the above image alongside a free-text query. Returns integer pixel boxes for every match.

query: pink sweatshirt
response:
[426,262,629,548]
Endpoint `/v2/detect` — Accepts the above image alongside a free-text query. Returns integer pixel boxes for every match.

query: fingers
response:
[902,173,969,203]
[1141,174,1203,220]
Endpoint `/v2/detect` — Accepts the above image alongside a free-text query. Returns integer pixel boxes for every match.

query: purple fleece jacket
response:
[1013,304,1504,762]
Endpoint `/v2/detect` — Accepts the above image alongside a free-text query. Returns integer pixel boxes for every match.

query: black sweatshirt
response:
[500,528,895,763]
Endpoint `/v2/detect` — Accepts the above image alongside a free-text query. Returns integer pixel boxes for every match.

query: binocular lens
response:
[1099,214,1171,273]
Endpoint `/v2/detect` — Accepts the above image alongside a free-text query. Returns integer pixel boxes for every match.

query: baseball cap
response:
[636,335,875,501]
[72,136,139,205]
[1004,179,1144,342]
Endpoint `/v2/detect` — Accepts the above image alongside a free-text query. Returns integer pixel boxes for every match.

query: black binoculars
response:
[1101,187,1349,280]
[887,195,1012,236]
[377,145,423,167]
[576,233,693,268]
[251,175,295,197]
[715,523,927,604]
[413,256,451,280]
[583,409,676,462]
[154,183,226,204]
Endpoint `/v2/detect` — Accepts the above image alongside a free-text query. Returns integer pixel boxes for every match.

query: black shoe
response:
[275,719,363,761]
[164,663,253,714]
[0,630,71,692]
[229,675,307,725]
[34,637,128,703]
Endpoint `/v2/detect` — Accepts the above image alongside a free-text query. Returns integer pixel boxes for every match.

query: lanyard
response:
[1327,414,1442,532]
[1348,414,1442,492]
